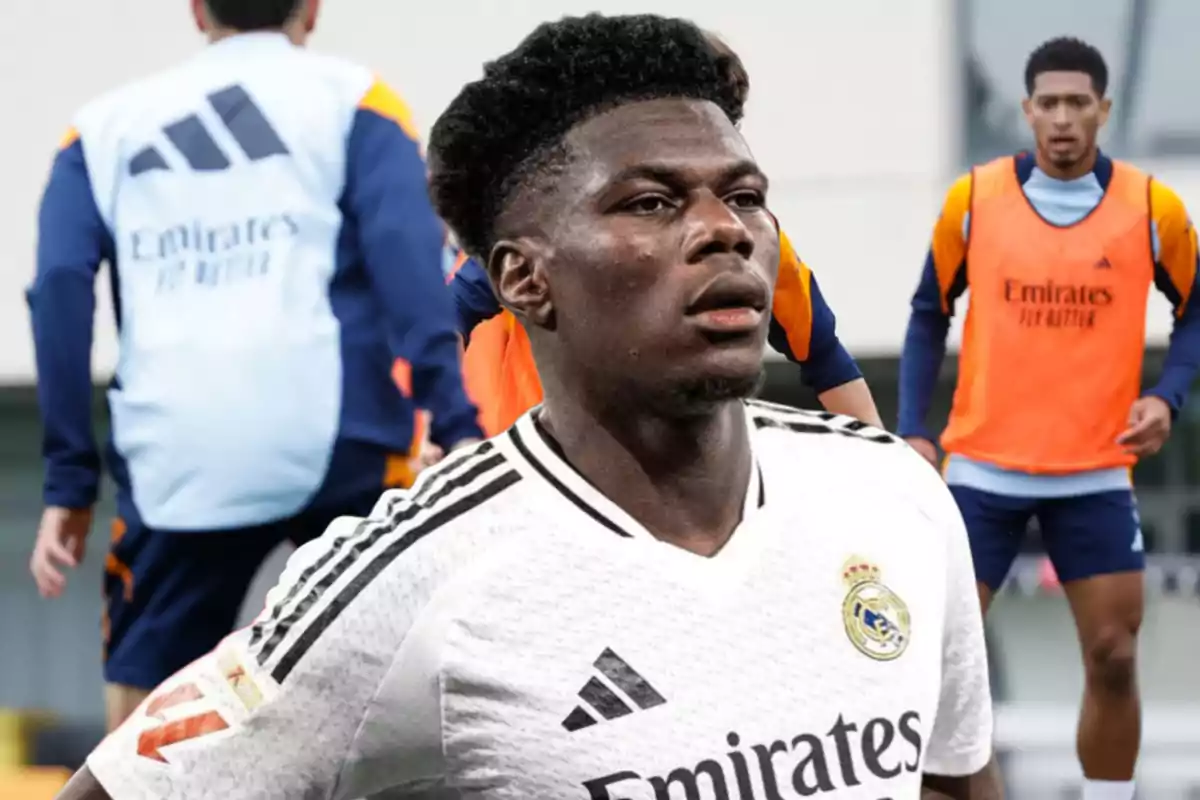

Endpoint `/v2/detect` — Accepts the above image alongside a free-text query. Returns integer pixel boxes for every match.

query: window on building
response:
[961,0,1200,161]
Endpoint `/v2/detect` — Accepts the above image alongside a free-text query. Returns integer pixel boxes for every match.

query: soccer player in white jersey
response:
[61,13,1000,799]
[28,0,480,732]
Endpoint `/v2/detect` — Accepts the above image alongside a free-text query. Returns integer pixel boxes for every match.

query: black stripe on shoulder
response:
[251,444,517,674]
[393,440,500,512]
[750,408,898,445]
[269,466,521,683]
[247,442,501,656]
[507,423,633,539]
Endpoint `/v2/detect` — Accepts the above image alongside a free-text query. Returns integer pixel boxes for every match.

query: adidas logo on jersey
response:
[582,711,924,799]
[130,84,289,177]
[561,649,666,732]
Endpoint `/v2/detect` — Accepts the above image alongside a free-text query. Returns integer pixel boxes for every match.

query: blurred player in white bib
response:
[28,0,481,731]
[63,12,999,799]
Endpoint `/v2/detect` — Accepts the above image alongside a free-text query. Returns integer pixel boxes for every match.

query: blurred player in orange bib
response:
[898,37,1200,800]
[451,233,879,435]
[448,34,882,436]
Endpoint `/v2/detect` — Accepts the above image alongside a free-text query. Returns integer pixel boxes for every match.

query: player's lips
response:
[685,273,769,334]
[1048,135,1077,147]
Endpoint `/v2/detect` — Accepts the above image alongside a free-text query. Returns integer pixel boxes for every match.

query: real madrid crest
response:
[841,555,910,661]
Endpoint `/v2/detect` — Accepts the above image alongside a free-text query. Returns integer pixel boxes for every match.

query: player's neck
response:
[538,400,753,556]
[1034,147,1098,180]
[206,27,306,46]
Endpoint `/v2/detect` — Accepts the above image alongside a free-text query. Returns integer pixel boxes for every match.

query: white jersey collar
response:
[202,31,296,57]
[505,404,765,543]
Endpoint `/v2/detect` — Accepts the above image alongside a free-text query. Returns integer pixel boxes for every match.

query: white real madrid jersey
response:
[88,400,993,799]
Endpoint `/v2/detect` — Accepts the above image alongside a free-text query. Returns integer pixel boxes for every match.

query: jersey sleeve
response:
[767,230,862,391]
[450,252,503,344]
[344,77,482,448]
[27,127,112,509]
[921,466,994,776]
[1147,178,1200,413]
[897,173,972,439]
[86,511,425,799]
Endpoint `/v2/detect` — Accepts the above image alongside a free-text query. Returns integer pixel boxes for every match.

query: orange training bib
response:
[941,156,1154,472]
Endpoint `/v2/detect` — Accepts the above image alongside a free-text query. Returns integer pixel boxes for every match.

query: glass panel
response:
[1186,509,1200,553]
[1179,403,1200,486]
[1133,450,1168,489]
[1128,0,1200,157]
[961,0,1200,161]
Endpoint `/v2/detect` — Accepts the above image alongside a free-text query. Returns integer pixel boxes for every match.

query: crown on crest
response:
[842,556,881,587]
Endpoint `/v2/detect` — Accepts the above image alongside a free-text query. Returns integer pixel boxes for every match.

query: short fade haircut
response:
[428,13,747,260]
[703,31,749,107]
[1024,36,1108,96]
[205,0,302,31]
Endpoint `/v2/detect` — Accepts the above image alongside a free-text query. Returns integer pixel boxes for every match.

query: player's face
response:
[512,99,779,415]
[1023,71,1110,172]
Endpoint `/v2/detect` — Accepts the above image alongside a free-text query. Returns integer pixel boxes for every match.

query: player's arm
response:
[54,767,108,799]
[27,128,110,514]
[768,233,883,426]
[917,457,1000,797]
[346,78,483,450]
[1146,180,1200,414]
[450,252,503,345]
[897,175,972,454]
[65,514,422,799]
[804,272,883,427]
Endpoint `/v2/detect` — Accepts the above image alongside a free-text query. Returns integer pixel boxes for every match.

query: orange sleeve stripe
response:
[392,358,412,396]
[931,173,972,312]
[104,517,133,601]
[1149,178,1197,315]
[770,229,814,361]
[447,250,470,281]
[383,411,428,489]
[58,126,80,150]
[358,78,421,143]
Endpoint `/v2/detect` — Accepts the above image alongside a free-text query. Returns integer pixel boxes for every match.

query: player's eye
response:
[622,194,674,215]
[726,190,765,210]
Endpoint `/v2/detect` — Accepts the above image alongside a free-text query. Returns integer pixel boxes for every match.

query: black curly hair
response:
[1024,37,1108,96]
[428,13,748,260]
[204,0,301,30]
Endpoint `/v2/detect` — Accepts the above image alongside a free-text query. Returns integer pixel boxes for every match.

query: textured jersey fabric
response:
[88,400,992,798]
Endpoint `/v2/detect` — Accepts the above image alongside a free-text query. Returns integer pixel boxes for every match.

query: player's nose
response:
[683,191,755,263]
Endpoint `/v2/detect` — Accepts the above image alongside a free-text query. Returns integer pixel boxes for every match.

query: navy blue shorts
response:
[948,486,1145,591]
[102,487,383,689]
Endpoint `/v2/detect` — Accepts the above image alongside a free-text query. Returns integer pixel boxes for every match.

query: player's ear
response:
[302,0,320,33]
[487,239,555,330]
[1020,96,1034,126]
[191,0,209,32]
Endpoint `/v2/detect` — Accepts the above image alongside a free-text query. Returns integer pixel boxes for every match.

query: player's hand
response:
[30,506,93,599]
[1116,396,1172,457]
[417,442,445,470]
[903,436,940,469]
[417,438,480,471]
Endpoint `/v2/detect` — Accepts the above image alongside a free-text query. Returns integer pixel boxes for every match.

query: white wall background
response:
[3,0,1193,382]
